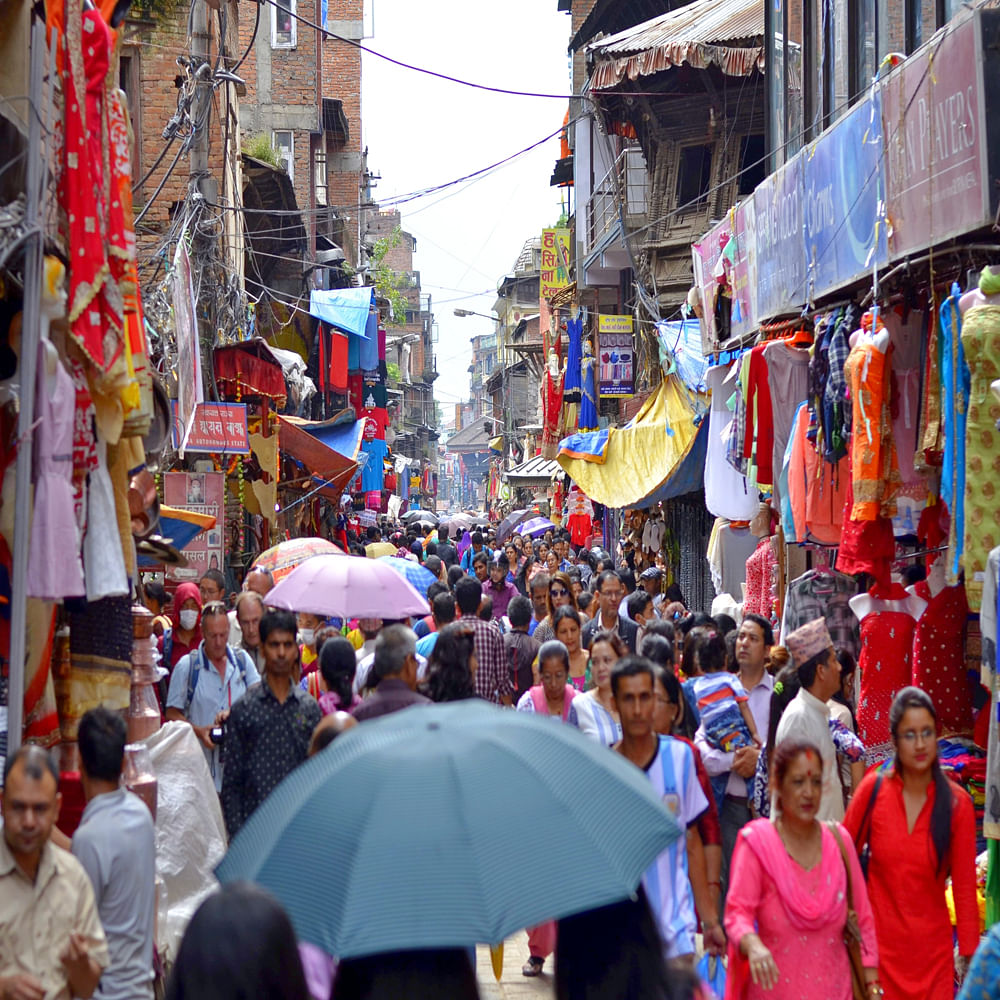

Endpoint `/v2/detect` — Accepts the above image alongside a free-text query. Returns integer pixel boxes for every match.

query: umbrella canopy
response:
[216,702,680,959]
[363,541,398,559]
[251,537,344,583]
[516,516,556,539]
[376,555,437,595]
[440,513,472,533]
[402,509,438,525]
[496,508,531,546]
[264,555,429,619]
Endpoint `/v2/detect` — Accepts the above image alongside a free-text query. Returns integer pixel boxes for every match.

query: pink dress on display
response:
[27,347,86,600]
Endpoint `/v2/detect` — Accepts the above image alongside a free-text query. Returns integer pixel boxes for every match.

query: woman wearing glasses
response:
[844,687,978,1000]
[531,571,578,644]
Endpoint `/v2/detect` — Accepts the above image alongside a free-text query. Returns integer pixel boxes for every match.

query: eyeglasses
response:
[898,727,936,744]
[550,587,568,597]
[600,589,623,599]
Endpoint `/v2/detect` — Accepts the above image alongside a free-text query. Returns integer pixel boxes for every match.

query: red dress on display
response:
[910,579,973,734]
[836,460,896,589]
[853,584,925,762]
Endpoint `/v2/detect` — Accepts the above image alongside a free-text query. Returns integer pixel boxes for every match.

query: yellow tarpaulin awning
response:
[556,375,705,508]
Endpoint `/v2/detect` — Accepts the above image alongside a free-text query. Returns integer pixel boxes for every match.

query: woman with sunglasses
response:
[844,687,978,1000]
[531,571,578,645]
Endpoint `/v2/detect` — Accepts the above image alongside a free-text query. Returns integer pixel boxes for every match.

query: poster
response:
[540,227,571,299]
[162,471,224,583]
[597,314,635,397]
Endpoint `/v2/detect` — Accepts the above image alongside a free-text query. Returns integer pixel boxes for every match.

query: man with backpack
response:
[165,601,260,791]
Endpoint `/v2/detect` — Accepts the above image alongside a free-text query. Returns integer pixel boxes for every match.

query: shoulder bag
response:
[828,822,869,1000]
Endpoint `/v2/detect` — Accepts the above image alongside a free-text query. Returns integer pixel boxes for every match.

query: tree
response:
[369,227,408,326]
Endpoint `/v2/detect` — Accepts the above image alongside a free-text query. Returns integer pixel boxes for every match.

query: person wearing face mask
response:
[158,582,203,677]
[297,613,325,677]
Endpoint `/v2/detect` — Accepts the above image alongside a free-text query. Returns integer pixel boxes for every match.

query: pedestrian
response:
[568,630,624,745]
[416,592,456,659]
[611,657,724,966]
[844,686,979,1000]
[199,569,227,607]
[308,712,358,756]
[0,746,108,1000]
[484,553,518,619]
[436,525,458,568]
[227,567,274,647]
[158,581,202,675]
[552,606,589,691]
[296,612,324,677]
[470,551,489,583]
[72,707,157,1000]
[332,949,479,1000]
[352,625,431,721]
[956,920,1000,1000]
[527,572,550,636]
[233,591,266,674]
[531,571,578,644]
[314,636,361,716]
[627,591,655,649]
[165,882,310,1000]
[459,531,486,573]
[774,618,845,821]
[220,611,322,838]
[142,579,171,637]
[166,601,261,791]
[425,623,478,703]
[724,740,879,1000]
[545,548,560,575]
[581,570,638,653]
[516,639,577,720]
[503,595,541,704]
[454,577,512,705]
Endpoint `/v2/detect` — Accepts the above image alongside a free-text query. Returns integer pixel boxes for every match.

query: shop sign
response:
[540,228,572,299]
[804,93,889,299]
[170,402,250,454]
[754,156,806,321]
[882,8,989,258]
[597,314,635,397]
[162,471,224,583]
[692,200,757,349]
[171,238,204,456]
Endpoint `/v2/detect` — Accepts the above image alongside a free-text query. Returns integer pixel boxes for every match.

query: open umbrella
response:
[402,509,438,525]
[496,508,531,546]
[363,541,398,559]
[440,513,472,533]
[263,555,429,619]
[252,537,344,584]
[516,516,556,539]
[376,555,437,595]
[216,701,680,959]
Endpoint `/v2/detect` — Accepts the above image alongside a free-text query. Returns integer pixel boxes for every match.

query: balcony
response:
[583,144,648,258]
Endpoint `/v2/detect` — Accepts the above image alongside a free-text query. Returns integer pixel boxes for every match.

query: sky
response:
[362,0,573,425]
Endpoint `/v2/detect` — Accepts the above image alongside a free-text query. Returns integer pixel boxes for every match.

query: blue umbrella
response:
[216,702,680,959]
[516,516,556,539]
[376,555,437,595]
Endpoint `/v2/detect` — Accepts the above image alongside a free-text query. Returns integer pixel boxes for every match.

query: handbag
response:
[855,772,883,878]
[828,823,869,1000]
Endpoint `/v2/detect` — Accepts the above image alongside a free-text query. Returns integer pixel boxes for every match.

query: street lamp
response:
[454,308,500,323]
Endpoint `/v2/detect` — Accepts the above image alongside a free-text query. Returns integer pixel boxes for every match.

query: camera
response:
[210,724,226,745]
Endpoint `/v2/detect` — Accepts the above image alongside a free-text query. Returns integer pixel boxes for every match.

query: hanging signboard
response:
[162,472,224,583]
[170,402,251,454]
[171,237,204,456]
[597,314,635,397]
[540,228,572,299]
[754,156,806,321]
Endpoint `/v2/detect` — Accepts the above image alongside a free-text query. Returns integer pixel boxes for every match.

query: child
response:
[691,630,761,753]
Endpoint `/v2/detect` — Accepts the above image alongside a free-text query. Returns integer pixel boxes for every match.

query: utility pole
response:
[189,0,215,201]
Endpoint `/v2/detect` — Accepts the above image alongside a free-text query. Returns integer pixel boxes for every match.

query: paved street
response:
[475,935,554,999]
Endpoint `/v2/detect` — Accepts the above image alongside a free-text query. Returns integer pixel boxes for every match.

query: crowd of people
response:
[1,516,996,1000]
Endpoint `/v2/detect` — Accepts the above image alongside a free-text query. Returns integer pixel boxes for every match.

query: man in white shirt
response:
[775,617,844,821]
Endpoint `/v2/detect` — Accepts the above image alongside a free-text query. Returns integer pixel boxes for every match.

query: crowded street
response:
[3,0,1000,998]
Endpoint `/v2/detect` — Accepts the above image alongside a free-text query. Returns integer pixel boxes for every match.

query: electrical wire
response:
[230,0,260,74]
[258,0,580,100]
[134,141,186,225]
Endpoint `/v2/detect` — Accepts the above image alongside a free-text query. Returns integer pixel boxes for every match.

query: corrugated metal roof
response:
[587,0,764,88]
[504,455,562,484]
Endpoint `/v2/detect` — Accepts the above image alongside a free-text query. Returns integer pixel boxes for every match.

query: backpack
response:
[184,644,252,714]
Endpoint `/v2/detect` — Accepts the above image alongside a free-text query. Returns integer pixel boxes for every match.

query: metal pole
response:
[8,19,48,755]
[190,0,211,187]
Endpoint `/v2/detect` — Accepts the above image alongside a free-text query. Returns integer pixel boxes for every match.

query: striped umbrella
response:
[251,537,344,584]
[376,555,437,596]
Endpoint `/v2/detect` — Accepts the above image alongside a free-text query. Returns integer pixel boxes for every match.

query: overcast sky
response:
[362,1,572,425]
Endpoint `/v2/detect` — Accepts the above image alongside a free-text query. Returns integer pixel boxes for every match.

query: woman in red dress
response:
[844,687,979,1000]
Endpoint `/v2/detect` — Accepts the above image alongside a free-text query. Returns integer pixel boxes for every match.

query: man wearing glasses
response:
[582,569,639,653]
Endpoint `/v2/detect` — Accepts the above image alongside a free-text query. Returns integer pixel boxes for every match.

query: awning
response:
[556,375,707,508]
[277,414,359,495]
[213,340,288,405]
[309,287,375,339]
[504,454,562,486]
[136,506,215,568]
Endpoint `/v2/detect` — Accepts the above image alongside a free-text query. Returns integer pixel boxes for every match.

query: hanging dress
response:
[563,315,583,403]
[910,579,972,734]
[579,348,598,432]
[704,366,757,521]
[939,285,968,584]
[959,303,1000,612]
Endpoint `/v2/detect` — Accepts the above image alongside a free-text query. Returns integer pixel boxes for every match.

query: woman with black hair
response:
[424,623,478,703]
[315,636,360,715]
[844,686,979,1000]
[333,949,479,1000]
[166,882,310,1000]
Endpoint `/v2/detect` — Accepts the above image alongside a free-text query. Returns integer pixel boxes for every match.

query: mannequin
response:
[541,348,565,460]
[579,338,598,432]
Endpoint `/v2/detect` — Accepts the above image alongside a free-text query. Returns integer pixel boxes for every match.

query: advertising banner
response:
[162,472,224,583]
[170,402,250,454]
[754,157,806,321]
[540,228,572,299]
[171,237,204,456]
[597,314,635,397]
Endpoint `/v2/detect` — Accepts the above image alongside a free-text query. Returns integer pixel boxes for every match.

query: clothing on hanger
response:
[779,568,858,658]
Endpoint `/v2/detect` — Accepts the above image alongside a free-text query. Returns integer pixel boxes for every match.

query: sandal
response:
[522,956,544,977]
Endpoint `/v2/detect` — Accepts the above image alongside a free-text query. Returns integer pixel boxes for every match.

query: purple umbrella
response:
[516,516,557,539]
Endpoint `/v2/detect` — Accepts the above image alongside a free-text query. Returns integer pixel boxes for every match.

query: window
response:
[737,135,766,195]
[271,0,296,48]
[675,145,713,211]
[314,143,327,206]
[273,131,294,182]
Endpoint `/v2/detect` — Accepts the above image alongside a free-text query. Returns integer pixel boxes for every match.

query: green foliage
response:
[553,210,569,228]
[386,361,402,383]
[369,227,408,326]
[244,134,281,169]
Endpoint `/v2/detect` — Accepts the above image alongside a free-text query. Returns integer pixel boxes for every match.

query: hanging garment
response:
[83,439,129,601]
[763,340,811,509]
[704,366,757,521]
[742,343,774,487]
[939,285,968,584]
[743,537,777,620]
[541,364,565,459]
[725,351,751,476]
[852,584,926,762]
[959,303,1000,612]
[779,569,859,659]
[836,455,896,589]
[910,579,973,734]
[981,546,1000,840]
[579,349,598,432]
[822,305,859,463]
[916,302,943,471]
[27,345,86,600]
[807,310,836,455]
[785,403,847,545]
[563,315,583,402]
[716,521,757,599]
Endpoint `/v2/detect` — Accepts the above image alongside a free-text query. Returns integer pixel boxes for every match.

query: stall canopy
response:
[504,454,562,487]
[309,287,376,339]
[556,375,706,508]
[136,506,216,568]
[277,414,362,496]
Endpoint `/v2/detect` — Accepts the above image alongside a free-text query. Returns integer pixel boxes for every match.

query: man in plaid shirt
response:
[454,576,513,705]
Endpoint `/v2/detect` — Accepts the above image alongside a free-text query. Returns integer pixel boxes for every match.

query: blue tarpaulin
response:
[309,287,375,339]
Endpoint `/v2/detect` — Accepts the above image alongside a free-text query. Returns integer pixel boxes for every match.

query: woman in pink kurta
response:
[724,741,879,1000]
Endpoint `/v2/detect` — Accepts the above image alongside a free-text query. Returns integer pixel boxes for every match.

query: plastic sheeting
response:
[146,722,227,959]
[309,287,376,339]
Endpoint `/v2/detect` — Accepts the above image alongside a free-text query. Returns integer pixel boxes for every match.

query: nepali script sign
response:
[540,228,571,299]
[162,471,224,583]
[171,402,251,454]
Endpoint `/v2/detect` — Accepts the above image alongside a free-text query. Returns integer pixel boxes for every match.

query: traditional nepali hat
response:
[785,617,834,668]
